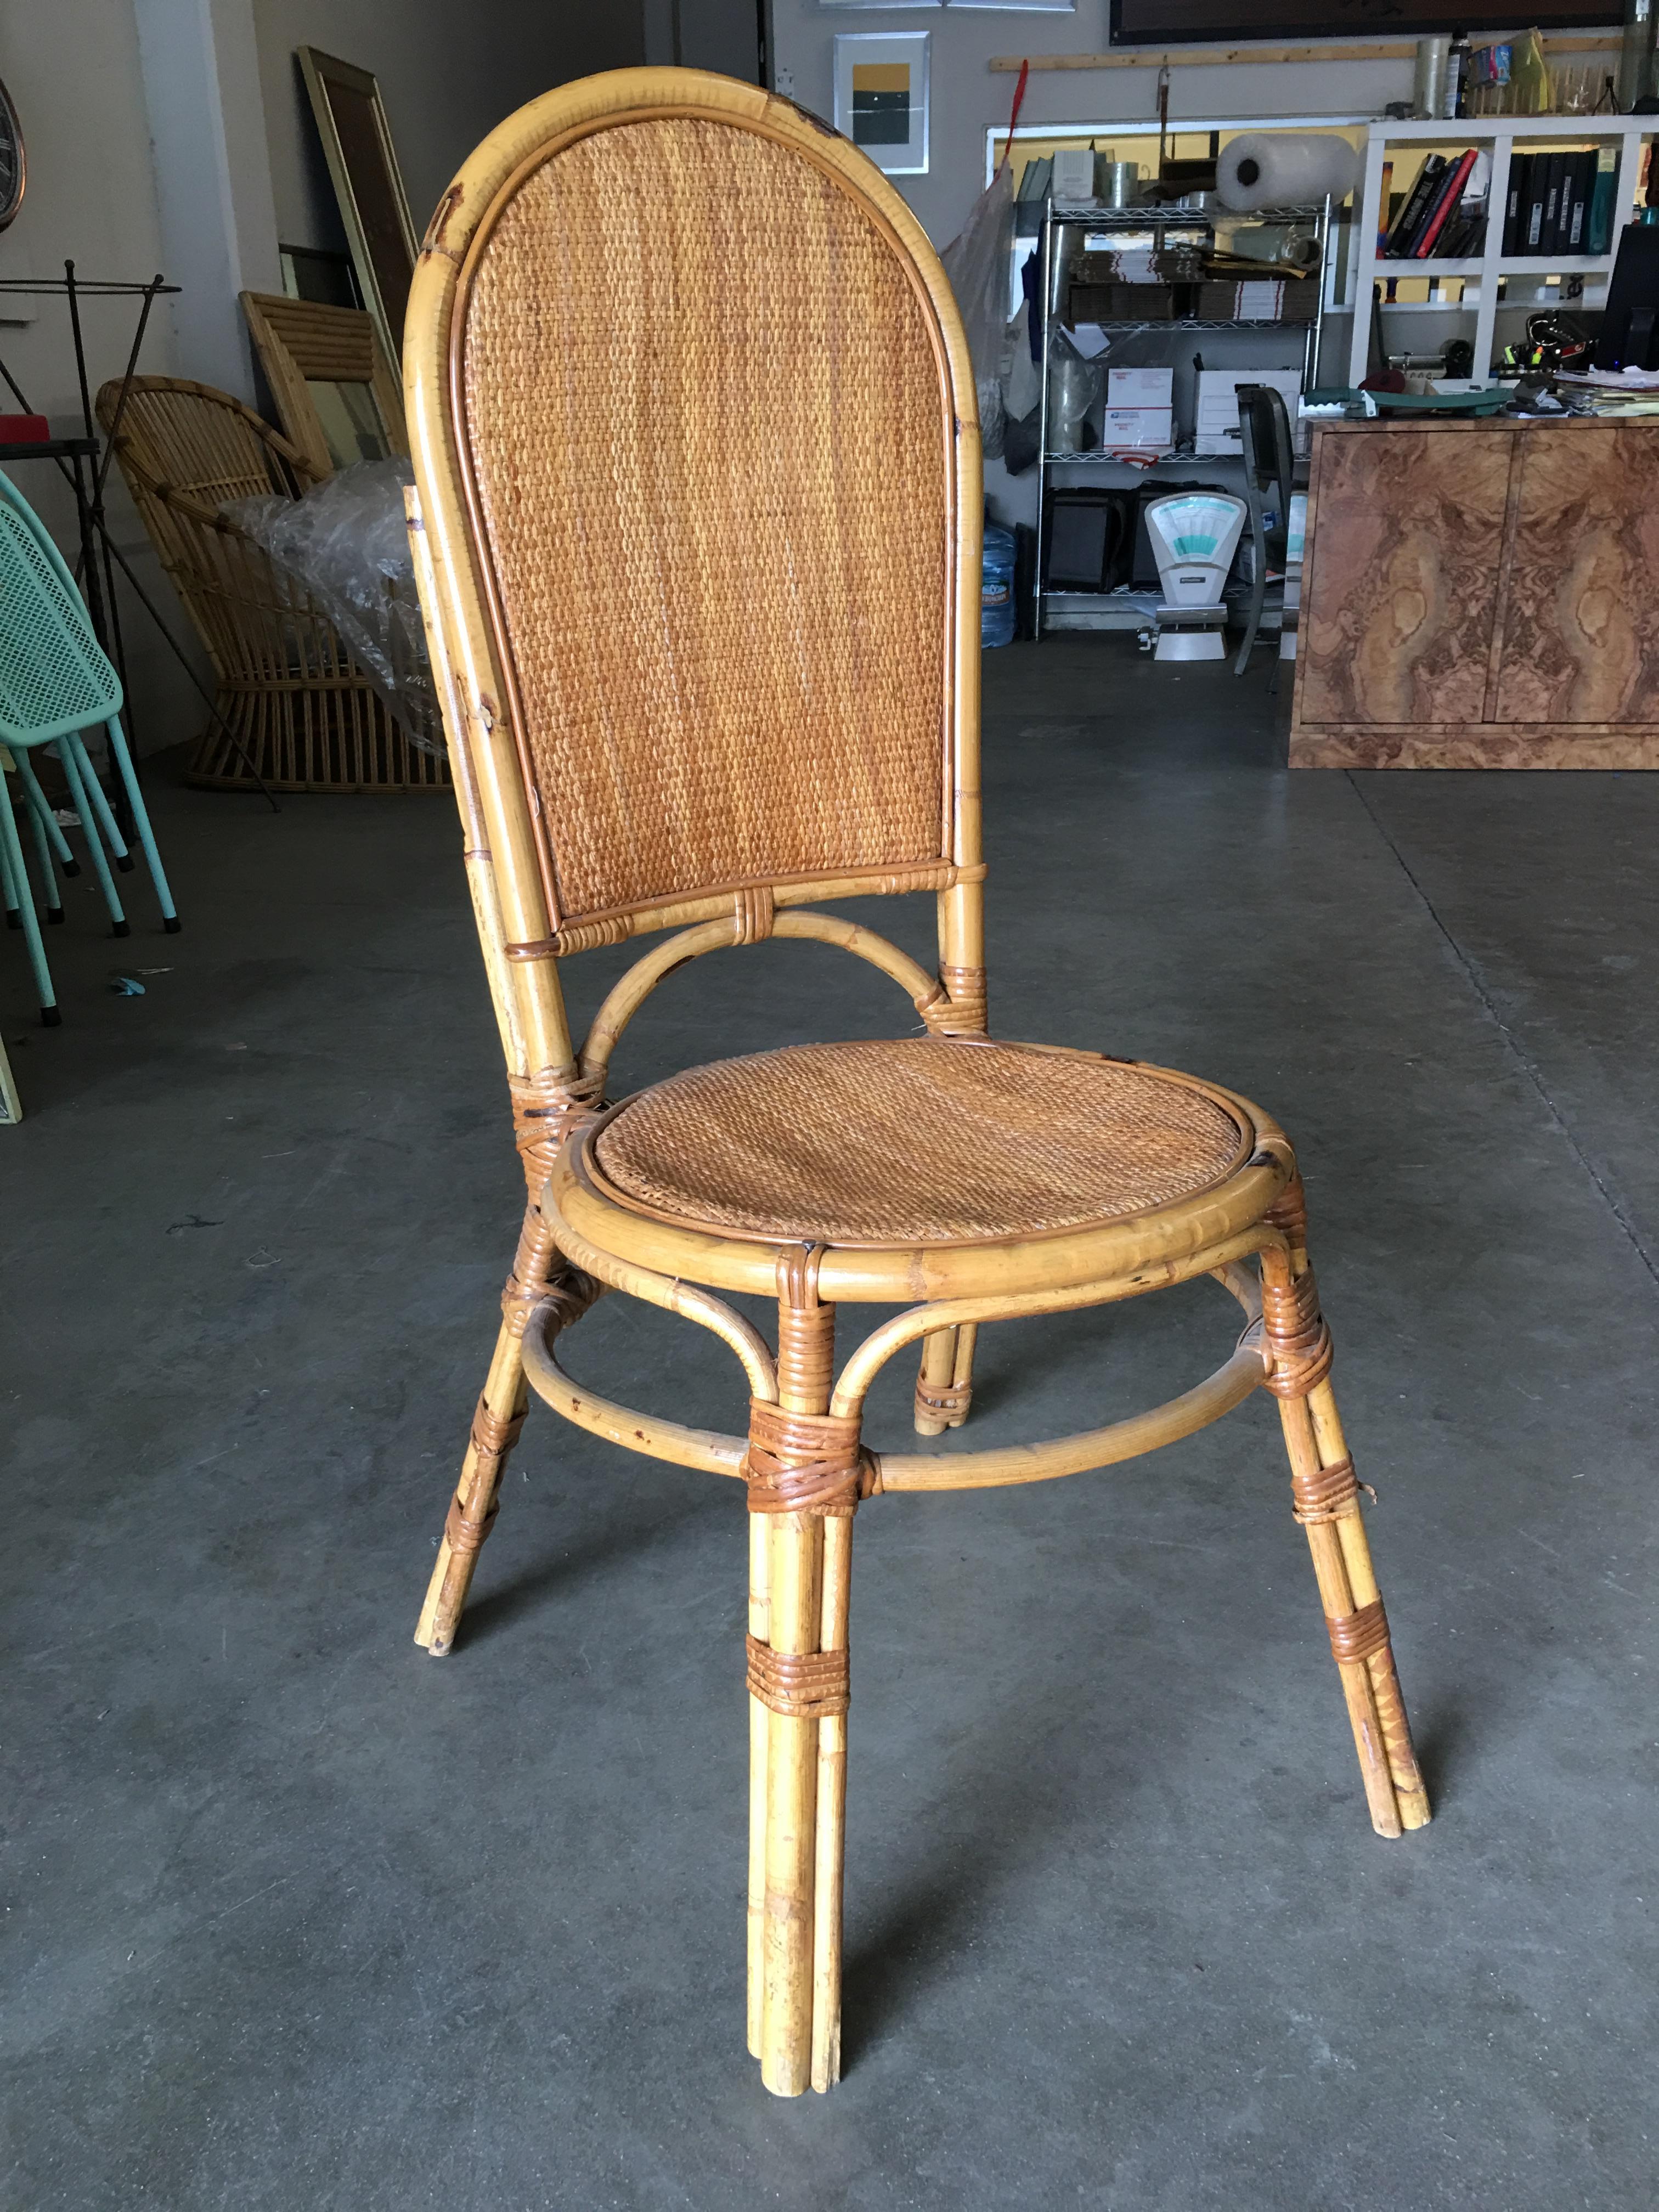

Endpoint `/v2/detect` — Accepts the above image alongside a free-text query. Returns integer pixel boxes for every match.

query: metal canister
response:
[1413,36,1451,120]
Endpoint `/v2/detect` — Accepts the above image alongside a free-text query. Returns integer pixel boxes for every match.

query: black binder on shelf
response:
[1539,153,1566,256]
[1502,154,1530,257]
[1523,156,1551,253]
[1575,150,1601,253]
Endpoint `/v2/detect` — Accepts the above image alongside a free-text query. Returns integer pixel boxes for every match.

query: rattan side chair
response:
[97,377,444,794]
[403,67,1431,2100]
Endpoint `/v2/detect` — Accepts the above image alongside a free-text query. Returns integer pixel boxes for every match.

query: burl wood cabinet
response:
[1290,416,1659,768]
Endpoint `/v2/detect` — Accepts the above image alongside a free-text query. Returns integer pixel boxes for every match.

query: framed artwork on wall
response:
[833,34,930,175]
[1112,0,1613,36]
[297,48,419,368]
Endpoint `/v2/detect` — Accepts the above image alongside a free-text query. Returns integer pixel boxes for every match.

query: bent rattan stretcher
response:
[401,66,1430,2100]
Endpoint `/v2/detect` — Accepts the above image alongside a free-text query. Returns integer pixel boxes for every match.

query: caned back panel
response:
[455,113,953,925]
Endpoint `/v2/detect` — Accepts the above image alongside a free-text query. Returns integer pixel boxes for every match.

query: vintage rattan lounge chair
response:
[402,67,1431,2100]
[98,376,443,793]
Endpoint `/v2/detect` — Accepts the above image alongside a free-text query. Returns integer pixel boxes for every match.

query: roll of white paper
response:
[1216,133,1359,214]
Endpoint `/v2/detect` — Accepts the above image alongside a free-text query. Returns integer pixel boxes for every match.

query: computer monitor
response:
[1593,222,1659,372]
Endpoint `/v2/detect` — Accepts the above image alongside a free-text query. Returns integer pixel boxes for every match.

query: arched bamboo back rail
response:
[400,66,1431,2100]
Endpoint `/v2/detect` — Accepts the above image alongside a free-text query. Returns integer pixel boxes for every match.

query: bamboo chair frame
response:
[96,376,444,794]
[402,67,1430,2100]
[239,291,408,482]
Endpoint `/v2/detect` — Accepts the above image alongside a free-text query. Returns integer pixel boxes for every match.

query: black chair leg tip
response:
[41,1005,62,1028]
[163,916,182,933]
[115,854,136,873]
[61,859,81,877]
[4,911,19,930]
[47,908,64,924]
[112,918,131,937]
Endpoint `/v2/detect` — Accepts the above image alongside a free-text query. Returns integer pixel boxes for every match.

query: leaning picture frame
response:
[832,33,930,177]
[297,48,419,368]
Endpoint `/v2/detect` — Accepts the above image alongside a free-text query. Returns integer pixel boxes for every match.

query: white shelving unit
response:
[1347,116,1654,389]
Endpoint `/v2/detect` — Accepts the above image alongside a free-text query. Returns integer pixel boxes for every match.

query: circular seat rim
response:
[546,1044,1296,1304]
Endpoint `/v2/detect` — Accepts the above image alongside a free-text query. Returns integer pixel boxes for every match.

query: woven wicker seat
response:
[593,1040,1247,1244]
[402,67,1431,2102]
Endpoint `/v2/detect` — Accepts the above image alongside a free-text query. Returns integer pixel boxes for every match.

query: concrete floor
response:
[5,640,1658,2209]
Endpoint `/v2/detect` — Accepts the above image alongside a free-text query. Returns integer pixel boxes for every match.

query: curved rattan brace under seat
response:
[400,65,1433,2104]
[518,1251,1272,1493]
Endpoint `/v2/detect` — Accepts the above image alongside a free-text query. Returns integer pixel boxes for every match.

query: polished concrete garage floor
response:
[7,641,1658,2209]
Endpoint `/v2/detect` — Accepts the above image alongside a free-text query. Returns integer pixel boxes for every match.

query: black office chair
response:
[1232,383,1296,679]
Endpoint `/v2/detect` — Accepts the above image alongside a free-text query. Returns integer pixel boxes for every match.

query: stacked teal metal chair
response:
[0,468,178,1023]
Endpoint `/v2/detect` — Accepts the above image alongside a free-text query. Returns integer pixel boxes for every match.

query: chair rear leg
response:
[51,740,127,936]
[0,781,59,1024]
[63,733,135,874]
[1233,566,1266,675]
[414,1319,529,1655]
[415,1203,577,1655]
[1262,1194,1430,1839]
[15,757,78,878]
[101,719,180,928]
[20,783,63,924]
[913,1322,977,1435]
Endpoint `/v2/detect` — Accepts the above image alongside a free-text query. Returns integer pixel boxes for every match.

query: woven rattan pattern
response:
[593,1040,1247,1244]
[460,116,950,922]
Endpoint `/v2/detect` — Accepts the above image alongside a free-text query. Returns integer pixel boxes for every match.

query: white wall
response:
[253,0,647,254]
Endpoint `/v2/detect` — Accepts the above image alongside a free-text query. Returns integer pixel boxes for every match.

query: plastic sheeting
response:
[227,458,442,754]
[940,163,1017,462]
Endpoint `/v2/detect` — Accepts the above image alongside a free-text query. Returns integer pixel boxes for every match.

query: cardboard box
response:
[1068,283,1178,323]
[1098,405,1173,450]
[1194,369,1304,456]
[1197,279,1319,324]
[1108,365,1173,407]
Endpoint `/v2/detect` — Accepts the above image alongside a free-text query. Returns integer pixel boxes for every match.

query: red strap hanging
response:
[998,59,1029,177]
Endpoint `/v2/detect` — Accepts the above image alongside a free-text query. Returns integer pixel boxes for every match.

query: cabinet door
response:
[1300,428,1513,725]
[1492,426,1659,723]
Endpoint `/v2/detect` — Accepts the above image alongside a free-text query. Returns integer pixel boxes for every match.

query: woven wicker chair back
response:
[444,94,967,929]
[106,376,306,510]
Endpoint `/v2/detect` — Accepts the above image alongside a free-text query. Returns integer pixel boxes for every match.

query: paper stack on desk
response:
[1554,369,1659,417]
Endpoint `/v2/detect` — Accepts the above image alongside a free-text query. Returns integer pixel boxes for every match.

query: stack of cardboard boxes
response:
[1193,368,1304,457]
[1099,366,1172,454]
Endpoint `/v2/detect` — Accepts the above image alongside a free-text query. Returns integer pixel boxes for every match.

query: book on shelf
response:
[1017,155,1052,204]
[1435,205,1485,261]
[1384,155,1446,256]
[1376,161,1393,256]
[1413,149,1480,257]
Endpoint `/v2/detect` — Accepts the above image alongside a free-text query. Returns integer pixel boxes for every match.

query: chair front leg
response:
[746,1254,871,2095]
[1262,1187,1431,1839]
